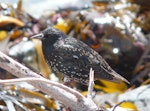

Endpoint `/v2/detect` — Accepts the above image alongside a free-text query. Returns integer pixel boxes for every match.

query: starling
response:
[31,27,129,85]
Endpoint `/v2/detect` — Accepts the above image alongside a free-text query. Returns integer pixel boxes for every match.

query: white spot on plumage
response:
[71,71,75,74]
[73,55,79,59]
[80,69,82,71]
[63,44,73,48]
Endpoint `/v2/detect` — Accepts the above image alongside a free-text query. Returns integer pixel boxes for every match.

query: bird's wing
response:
[54,37,129,83]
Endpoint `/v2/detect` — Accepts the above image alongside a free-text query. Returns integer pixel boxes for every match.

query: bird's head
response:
[31,27,66,44]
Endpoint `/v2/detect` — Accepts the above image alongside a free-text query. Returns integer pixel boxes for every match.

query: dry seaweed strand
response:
[112,101,125,111]
[87,68,95,99]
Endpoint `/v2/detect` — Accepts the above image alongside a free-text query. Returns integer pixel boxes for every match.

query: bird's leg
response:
[63,76,75,87]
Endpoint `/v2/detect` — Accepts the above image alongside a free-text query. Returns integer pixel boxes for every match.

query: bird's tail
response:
[95,68,130,84]
[111,70,130,84]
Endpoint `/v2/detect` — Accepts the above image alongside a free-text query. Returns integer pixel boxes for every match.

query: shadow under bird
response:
[31,27,129,85]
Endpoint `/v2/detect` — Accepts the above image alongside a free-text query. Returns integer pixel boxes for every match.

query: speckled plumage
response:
[32,27,129,85]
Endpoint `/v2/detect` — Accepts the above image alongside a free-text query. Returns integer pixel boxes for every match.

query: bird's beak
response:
[30,33,44,40]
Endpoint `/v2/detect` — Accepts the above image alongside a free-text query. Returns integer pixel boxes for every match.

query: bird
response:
[31,27,129,85]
